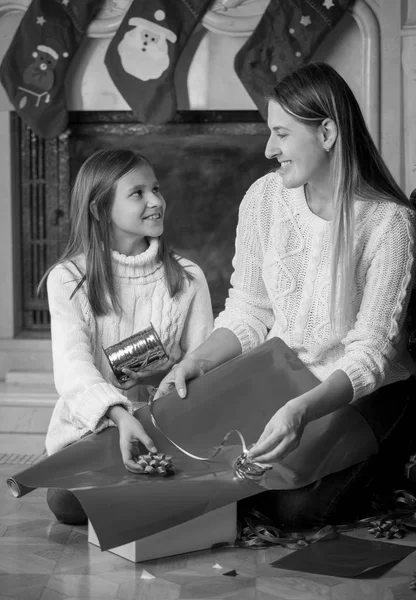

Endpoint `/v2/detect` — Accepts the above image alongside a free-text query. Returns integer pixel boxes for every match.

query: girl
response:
[40,148,213,524]
[156,63,416,527]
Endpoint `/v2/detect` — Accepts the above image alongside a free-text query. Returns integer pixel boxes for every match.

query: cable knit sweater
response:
[215,172,416,400]
[45,238,213,455]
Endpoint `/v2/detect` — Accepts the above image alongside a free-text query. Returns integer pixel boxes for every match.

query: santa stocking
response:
[105,0,213,124]
[234,0,354,119]
[0,0,101,139]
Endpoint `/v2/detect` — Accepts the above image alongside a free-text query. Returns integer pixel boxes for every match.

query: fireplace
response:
[14,110,270,335]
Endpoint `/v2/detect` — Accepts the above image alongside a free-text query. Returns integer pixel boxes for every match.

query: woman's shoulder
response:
[240,170,285,215]
[244,170,283,199]
[357,198,416,246]
[360,198,416,228]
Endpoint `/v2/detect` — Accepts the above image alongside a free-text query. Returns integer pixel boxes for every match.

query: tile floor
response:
[1,462,416,599]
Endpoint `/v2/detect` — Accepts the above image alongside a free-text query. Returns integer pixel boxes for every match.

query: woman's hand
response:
[107,405,157,473]
[248,401,307,463]
[154,356,207,400]
[112,357,177,391]
[248,371,354,463]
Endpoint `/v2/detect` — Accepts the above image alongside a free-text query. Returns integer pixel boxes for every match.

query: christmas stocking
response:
[234,0,355,119]
[105,0,213,124]
[0,0,101,139]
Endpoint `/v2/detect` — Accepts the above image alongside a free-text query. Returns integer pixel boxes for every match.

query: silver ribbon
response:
[147,396,272,481]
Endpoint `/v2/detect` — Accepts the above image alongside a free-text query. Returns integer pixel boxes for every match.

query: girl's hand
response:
[154,357,206,400]
[113,358,177,390]
[108,406,157,473]
[248,401,307,463]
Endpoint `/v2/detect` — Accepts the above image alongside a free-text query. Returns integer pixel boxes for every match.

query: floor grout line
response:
[0,452,46,465]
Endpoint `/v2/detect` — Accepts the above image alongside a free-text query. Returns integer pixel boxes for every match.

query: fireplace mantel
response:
[0,0,415,378]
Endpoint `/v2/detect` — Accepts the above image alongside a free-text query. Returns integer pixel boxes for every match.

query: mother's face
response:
[264,100,333,189]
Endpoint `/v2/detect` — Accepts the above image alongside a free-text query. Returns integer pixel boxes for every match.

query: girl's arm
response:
[116,263,215,389]
[47,264,134,434]
[179,264,214,355]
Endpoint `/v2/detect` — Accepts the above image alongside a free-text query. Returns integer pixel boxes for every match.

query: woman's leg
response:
[238,377,416,529]
[47,488,88,525]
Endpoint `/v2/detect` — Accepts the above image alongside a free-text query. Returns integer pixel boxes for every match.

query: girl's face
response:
[264,100,331,189]
[109,163,165,254]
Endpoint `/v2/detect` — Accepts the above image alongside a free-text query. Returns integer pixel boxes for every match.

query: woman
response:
[155,62,416,527]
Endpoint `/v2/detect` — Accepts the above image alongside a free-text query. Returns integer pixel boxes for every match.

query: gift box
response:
[88,503,236,563]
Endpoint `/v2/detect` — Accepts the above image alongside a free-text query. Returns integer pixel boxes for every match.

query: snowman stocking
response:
[234,0,354,120]
[0,0,101,139]
[105,0,213,124]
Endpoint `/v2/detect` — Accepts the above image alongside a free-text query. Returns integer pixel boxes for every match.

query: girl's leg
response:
[238,378,416,529]
[47,488,88,526]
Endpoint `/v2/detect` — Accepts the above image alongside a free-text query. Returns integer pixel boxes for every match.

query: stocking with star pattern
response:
[0,0,101,139]
[234,0,355,119]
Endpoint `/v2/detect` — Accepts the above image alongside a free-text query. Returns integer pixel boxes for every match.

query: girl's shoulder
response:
[47,256,86,291]
[176,256,206,283]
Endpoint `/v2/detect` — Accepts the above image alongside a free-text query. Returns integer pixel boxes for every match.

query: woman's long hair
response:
[269,62,411,330]
[38,148,193,316]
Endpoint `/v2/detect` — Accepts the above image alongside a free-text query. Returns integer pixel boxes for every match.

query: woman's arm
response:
[213,176,275,351]
[335,207,415,400]
[248,369,353,462]
[155,327,242,399]
[156,176,277,399]
[250,206,416,463]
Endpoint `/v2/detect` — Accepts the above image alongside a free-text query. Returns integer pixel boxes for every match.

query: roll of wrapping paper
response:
[5,338,378,551]
[103,324,167,383]
[6,478,35,499]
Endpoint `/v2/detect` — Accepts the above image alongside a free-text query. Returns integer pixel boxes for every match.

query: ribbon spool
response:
[148,396,272,482]
[104,324,167,383]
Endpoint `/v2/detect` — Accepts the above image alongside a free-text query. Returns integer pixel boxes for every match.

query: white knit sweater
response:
[45,238,213,455]
[215,172,416,400]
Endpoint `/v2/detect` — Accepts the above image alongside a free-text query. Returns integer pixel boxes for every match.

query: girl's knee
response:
[46,488,87,526]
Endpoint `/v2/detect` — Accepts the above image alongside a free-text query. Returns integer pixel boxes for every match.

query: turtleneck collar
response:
[111,237,163,281]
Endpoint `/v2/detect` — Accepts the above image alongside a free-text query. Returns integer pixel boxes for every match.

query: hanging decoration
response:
[0,0,101,139]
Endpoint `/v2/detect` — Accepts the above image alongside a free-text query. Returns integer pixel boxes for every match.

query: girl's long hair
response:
[38,148,193,316]
[269,62,411,330]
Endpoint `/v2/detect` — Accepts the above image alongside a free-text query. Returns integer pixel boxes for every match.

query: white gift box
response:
[88,502,237,563]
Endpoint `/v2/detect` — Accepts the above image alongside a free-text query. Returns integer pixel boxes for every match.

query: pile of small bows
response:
[367,517,406,539]
[135,453,175,476]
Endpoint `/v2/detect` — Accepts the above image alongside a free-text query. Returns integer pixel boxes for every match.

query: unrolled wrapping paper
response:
[7,338,378,551]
